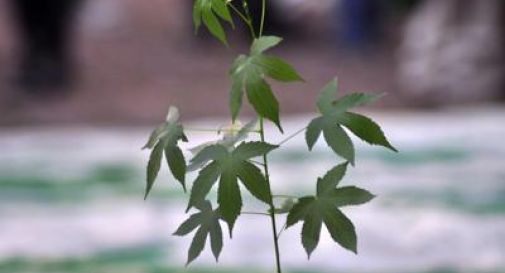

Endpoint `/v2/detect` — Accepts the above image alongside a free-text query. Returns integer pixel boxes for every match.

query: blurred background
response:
[0,0,504,272]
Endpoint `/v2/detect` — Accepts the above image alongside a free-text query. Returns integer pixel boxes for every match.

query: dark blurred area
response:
[9,0,81,92]
[0,0,503,125]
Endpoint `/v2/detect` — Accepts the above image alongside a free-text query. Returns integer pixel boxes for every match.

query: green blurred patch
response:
[373,147,470,166]
[0,163,184,203]
[0,243,270,273]
[385,186,505,215]
[271,146,470,166]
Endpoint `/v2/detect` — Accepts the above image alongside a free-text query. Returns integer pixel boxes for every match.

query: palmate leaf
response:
[143,107,188,199]
[193,0,233,45]
[187,119,258,171]
[286,163,375,258]
[229,36,303,132]
[306,79,397,165]
[174,201,224,265]
[187,141,278,233]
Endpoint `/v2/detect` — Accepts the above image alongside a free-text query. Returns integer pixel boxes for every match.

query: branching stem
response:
[240,0,257,38]
[277,222,287,238]
[228,3,248,24]
[259,117,283,273]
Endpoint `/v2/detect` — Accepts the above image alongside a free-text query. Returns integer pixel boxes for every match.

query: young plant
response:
[143,0,397,272]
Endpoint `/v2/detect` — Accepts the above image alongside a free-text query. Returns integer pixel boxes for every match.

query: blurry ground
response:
[0,109,504,273]
[0,0,402,126]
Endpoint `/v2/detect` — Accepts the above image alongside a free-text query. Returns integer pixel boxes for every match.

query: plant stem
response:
[243,211,270,216]
[257,4,281,270]
[229,3,256,38]
[228,3,248,24]
[277,126,307,146]
[259,117,283,273]
[277,222,287,238]
[259,0,267,37]
[273,194,298,199]
[240,0,257,38]
[184,127,222,133]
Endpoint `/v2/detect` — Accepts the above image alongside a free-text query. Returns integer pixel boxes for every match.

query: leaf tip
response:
[349,159,355,167]
[388,145,399,153]
[276,122,284,134]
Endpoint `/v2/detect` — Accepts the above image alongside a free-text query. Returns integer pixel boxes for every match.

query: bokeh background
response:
[0,0,504,273]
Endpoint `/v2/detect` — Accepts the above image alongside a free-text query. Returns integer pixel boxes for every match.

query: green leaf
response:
[306,80,396,162]
[228,37,302,132]
[144,107,188,199]
[316,79,338,115]
[286,197,316,227]
[143,123,168,150]
[211,0,232,23]
[187,142,275,233]
[174,201,224,264]
[165,145,187,191]
[320,202,357,253]
[145,140,164,199]
[201,6,227,45]
[236,161,271,203]
[218,168,242,233]
[245,74,283,132]
[332,93,383,114]
[209,215,223,260]
[173,214,202,236]
[193,0,232,45]
[188,161,221,211]
[187,120,259,172]
[327,186,375,207]
[188,144,228,172]
[286,165,374,257]
[305,117,324,151]
[322,121,355,165]
[253,55,303,82]
[301,211,322,258]
[233,141,278,160]
[251,36,283,55]
[230,78,244,122]
[316,162,348,196]
[229,55,248,77]
[337,112,398,152]
[286,197,358,257]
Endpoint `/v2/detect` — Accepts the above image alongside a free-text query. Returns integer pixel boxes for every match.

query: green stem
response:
[259,0,267,37]
[277,222,287,238]
[259,117,283,273]
[277,126,307,146]
[241,0,257,38]
[184,128,222,133]
[243,211,270,216]
[228,3,248,24]
[273,194,298,199]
